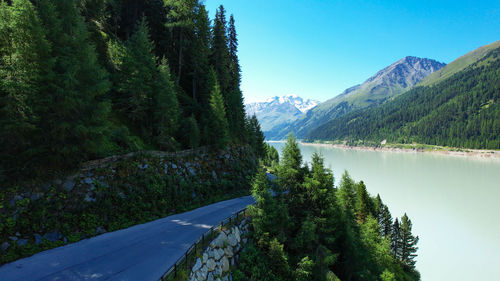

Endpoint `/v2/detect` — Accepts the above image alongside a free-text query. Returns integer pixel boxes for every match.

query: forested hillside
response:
[0,0,266,184]
[307,46,500,149]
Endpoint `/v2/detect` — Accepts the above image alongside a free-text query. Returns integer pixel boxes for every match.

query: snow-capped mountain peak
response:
[244,95,319,134]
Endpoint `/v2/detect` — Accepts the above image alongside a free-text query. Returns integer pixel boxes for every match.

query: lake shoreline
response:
[296,142,500,159]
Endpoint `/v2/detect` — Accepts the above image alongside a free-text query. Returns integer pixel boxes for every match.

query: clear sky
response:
[204,0,500,103]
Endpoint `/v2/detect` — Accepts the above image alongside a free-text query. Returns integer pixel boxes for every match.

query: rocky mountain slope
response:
[245,95,319,136]
[267,57,446,139]
[307,41,500,149]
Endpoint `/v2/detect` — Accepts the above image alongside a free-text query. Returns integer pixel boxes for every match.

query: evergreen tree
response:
[249,169,290,243]
[164,0,197,85]
[189,3,211,107]
[248,115,267,158]
[34,0,111,172]
[153,57,180,149]
[277,134,303,193]
[380,205,393,238]
[114,17,157,136]
[400,213,419,268]
[391,218,402,260]
[211,5,231,96]
[207,80,229,149]
[0,0,52,179]
[337,171,356,213]
[225,14,246,141]
[265,143,280,167]
[355,181,371,223]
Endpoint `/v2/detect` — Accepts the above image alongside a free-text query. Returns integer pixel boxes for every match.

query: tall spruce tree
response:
[355,181,371,223]
[380,205,393,238]
[211,5,230,95]
[34,0,111,172]
[277,134,303,193]
[190,3,211,108]
[391,218,402,260]
[225,14,246,141]
[154,57,180,149]
[207,80,229,149]
[247,115,266,158]
[400,214,419,268]
[337,171,357,213]
[115,17,156,136]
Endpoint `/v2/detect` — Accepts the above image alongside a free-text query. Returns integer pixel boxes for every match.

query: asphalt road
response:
[0,195,255,281]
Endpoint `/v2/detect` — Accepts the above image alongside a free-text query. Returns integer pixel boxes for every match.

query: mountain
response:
[306,41,500,149]
[267,57,446,140]
[245,95,319,135]
[419,40,500,87]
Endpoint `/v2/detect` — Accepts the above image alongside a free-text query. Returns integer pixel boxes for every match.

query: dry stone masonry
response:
[189,219,250,281]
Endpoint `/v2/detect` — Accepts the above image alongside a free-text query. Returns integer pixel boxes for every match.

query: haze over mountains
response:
[262,56,446,140]
[245,95,319,134]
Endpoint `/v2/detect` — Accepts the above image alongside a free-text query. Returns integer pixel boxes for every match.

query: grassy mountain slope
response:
[267,57,445,140]
[306,45,500,149]
[419,40,500,86]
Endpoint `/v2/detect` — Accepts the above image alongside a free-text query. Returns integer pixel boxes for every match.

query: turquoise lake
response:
[269,142,500,281]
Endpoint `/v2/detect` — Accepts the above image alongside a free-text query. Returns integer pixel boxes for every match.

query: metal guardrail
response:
[159,207,250,281]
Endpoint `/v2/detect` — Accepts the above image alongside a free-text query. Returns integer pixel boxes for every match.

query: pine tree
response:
[248,115,266,158]
[249,169,290,243]
[207,80,229,149]
[153,57,180,149]
[0,0,52,179]
[277,134,303,193]
[391,218,402,260]
[355,181,371,223]
[309,152,334,190]
[164,0,197,85]
[115,17,157,137]
[280,134,302,171]
[380,205,393,238]
[265,143,280,167]
[211,5,231,96]
[225,14,246,141]
[400,213,419,268]
[337,171,356,212]
[33,0,111,172]
[190,3,211,107]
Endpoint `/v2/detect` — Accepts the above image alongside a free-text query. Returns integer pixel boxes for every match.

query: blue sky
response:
[204,0,500,103]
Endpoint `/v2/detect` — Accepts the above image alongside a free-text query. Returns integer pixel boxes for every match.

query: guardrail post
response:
[174,263,177,278]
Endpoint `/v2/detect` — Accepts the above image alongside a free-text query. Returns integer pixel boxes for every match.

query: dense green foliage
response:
[0,0,263,184]
[307,47,500,149]
[235,136,421,281]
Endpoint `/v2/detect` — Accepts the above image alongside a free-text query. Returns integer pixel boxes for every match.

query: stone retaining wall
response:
[189,219,250,281]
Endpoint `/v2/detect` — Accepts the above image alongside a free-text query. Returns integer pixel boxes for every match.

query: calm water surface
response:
[269,142,500,281]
